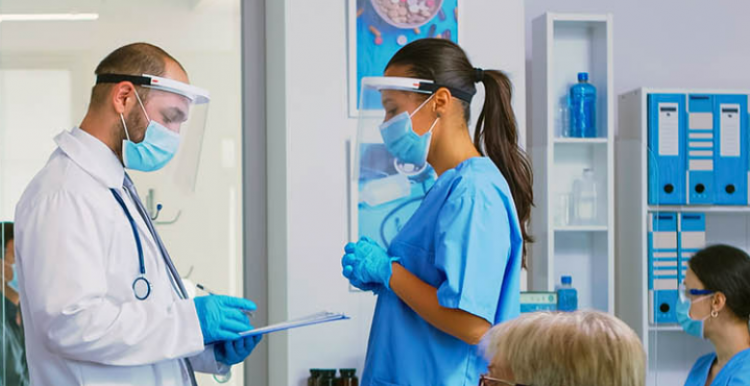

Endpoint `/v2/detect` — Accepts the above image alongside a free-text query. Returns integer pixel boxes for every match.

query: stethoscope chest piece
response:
[133,276,152,301]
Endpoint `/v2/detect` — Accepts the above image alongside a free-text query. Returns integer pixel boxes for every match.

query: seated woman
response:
[680,244,750,386]
[481,310,645,386]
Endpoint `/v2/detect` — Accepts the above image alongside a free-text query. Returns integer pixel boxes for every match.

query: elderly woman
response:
[480,311,645,386]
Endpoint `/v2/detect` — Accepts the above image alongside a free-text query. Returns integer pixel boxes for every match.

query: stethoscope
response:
[110,189,151,301]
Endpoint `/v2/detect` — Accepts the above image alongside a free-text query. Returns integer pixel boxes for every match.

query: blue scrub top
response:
[685,348,750,386]
[361,157,523,386]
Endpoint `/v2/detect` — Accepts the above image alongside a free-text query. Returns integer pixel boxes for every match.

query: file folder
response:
[678,213,706,282]
[714,95,748,205]
[648,94,686,205]
[686,94,716,204]
[648,212,679,324]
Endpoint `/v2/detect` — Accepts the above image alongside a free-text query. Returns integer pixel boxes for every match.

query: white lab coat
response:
[14,127,227,385]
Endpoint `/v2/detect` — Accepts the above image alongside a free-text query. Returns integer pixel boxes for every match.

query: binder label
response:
[658,103,680,156]
[720,104,741,157]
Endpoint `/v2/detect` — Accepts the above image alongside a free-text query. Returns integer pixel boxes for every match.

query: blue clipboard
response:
[239,312,349,337]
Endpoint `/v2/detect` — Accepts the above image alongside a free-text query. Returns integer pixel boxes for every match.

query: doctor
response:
[680,245,750,386]
[14,43,259,385]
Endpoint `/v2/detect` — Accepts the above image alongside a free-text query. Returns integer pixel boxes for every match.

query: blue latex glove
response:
[194,295,256,345]
[341,237,400,291]
[214,335,262,366]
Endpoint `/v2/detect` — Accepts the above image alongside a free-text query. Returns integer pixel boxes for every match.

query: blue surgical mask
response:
[121,93,181,172]
[379,95,439,167]
[7,262,19,292]
[676,295,711,339]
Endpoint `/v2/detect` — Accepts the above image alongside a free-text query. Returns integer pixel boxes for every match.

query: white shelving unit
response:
[529,13,615,313]
[617,88,750,386]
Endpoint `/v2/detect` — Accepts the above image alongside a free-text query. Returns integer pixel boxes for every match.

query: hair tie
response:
[473,68,485,83]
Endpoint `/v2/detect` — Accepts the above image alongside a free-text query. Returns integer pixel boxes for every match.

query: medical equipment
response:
[193,295,256,344]
[342,237,400,291]
[110,189,151,300]
[214,335,262,366]
[96,73,211,194]
[379,94,438,168]
[196,283,256,319]
[120,91,181,172]
[676,284,714,338]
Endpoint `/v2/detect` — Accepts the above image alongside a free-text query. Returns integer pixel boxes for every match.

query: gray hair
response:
[482,311,646,386]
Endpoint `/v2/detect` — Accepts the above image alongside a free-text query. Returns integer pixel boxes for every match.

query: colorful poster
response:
[348,0,459,116]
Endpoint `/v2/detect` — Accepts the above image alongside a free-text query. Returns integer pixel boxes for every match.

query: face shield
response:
[351,77,441,248]
[97,73,210,194]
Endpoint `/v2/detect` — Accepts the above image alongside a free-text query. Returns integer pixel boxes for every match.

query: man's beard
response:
[113,109,147,160]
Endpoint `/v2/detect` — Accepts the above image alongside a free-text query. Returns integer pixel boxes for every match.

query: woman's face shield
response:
[358,76,436,174]
[352,77,439,249]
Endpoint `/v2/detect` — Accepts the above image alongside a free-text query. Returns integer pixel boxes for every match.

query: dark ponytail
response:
[475,70,534,259]
[387,39,534,262]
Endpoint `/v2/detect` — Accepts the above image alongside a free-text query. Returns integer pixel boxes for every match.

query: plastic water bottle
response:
[569,72,597,138]
[556,276,578,312]
[572,168,597,225]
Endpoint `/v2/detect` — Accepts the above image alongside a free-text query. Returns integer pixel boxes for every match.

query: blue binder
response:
[686,94,716,204]
[648,212,679,324]
[678,213,706,282]
[648,94,686,205]
[713,95,748,205]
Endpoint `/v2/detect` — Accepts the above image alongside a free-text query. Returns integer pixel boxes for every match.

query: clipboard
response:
[239,311,349,337]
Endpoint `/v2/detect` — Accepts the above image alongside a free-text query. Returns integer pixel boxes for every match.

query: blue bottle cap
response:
[562,275,572,285]
[577,72,589,82]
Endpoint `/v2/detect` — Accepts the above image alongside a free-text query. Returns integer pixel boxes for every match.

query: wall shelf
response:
[647,205,750,213]
[617,88,746,386]
[554,225,609,232]
[529,13,614,314]
[554,137,608,144]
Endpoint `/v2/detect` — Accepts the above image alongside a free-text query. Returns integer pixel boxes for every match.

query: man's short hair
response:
[90,42,185,108]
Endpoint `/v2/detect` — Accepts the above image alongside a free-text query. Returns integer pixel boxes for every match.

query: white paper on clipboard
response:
[239,311,349,337]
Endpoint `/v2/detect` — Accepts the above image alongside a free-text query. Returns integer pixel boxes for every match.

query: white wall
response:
[526,0,750,112]
[266,1,526,385]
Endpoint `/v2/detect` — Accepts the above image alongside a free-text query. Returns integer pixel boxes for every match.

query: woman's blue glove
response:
[341,237,400,291]
[214,335,262,366]
[194,295,256,345]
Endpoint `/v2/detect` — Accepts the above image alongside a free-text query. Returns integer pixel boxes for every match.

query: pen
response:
[196,283,255,319]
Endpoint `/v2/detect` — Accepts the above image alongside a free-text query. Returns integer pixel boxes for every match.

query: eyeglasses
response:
[479,374,529,386]
[679,283,714,301]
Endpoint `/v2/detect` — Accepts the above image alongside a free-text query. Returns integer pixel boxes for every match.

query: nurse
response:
[341,39,533,386]
[680,245,750,386]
